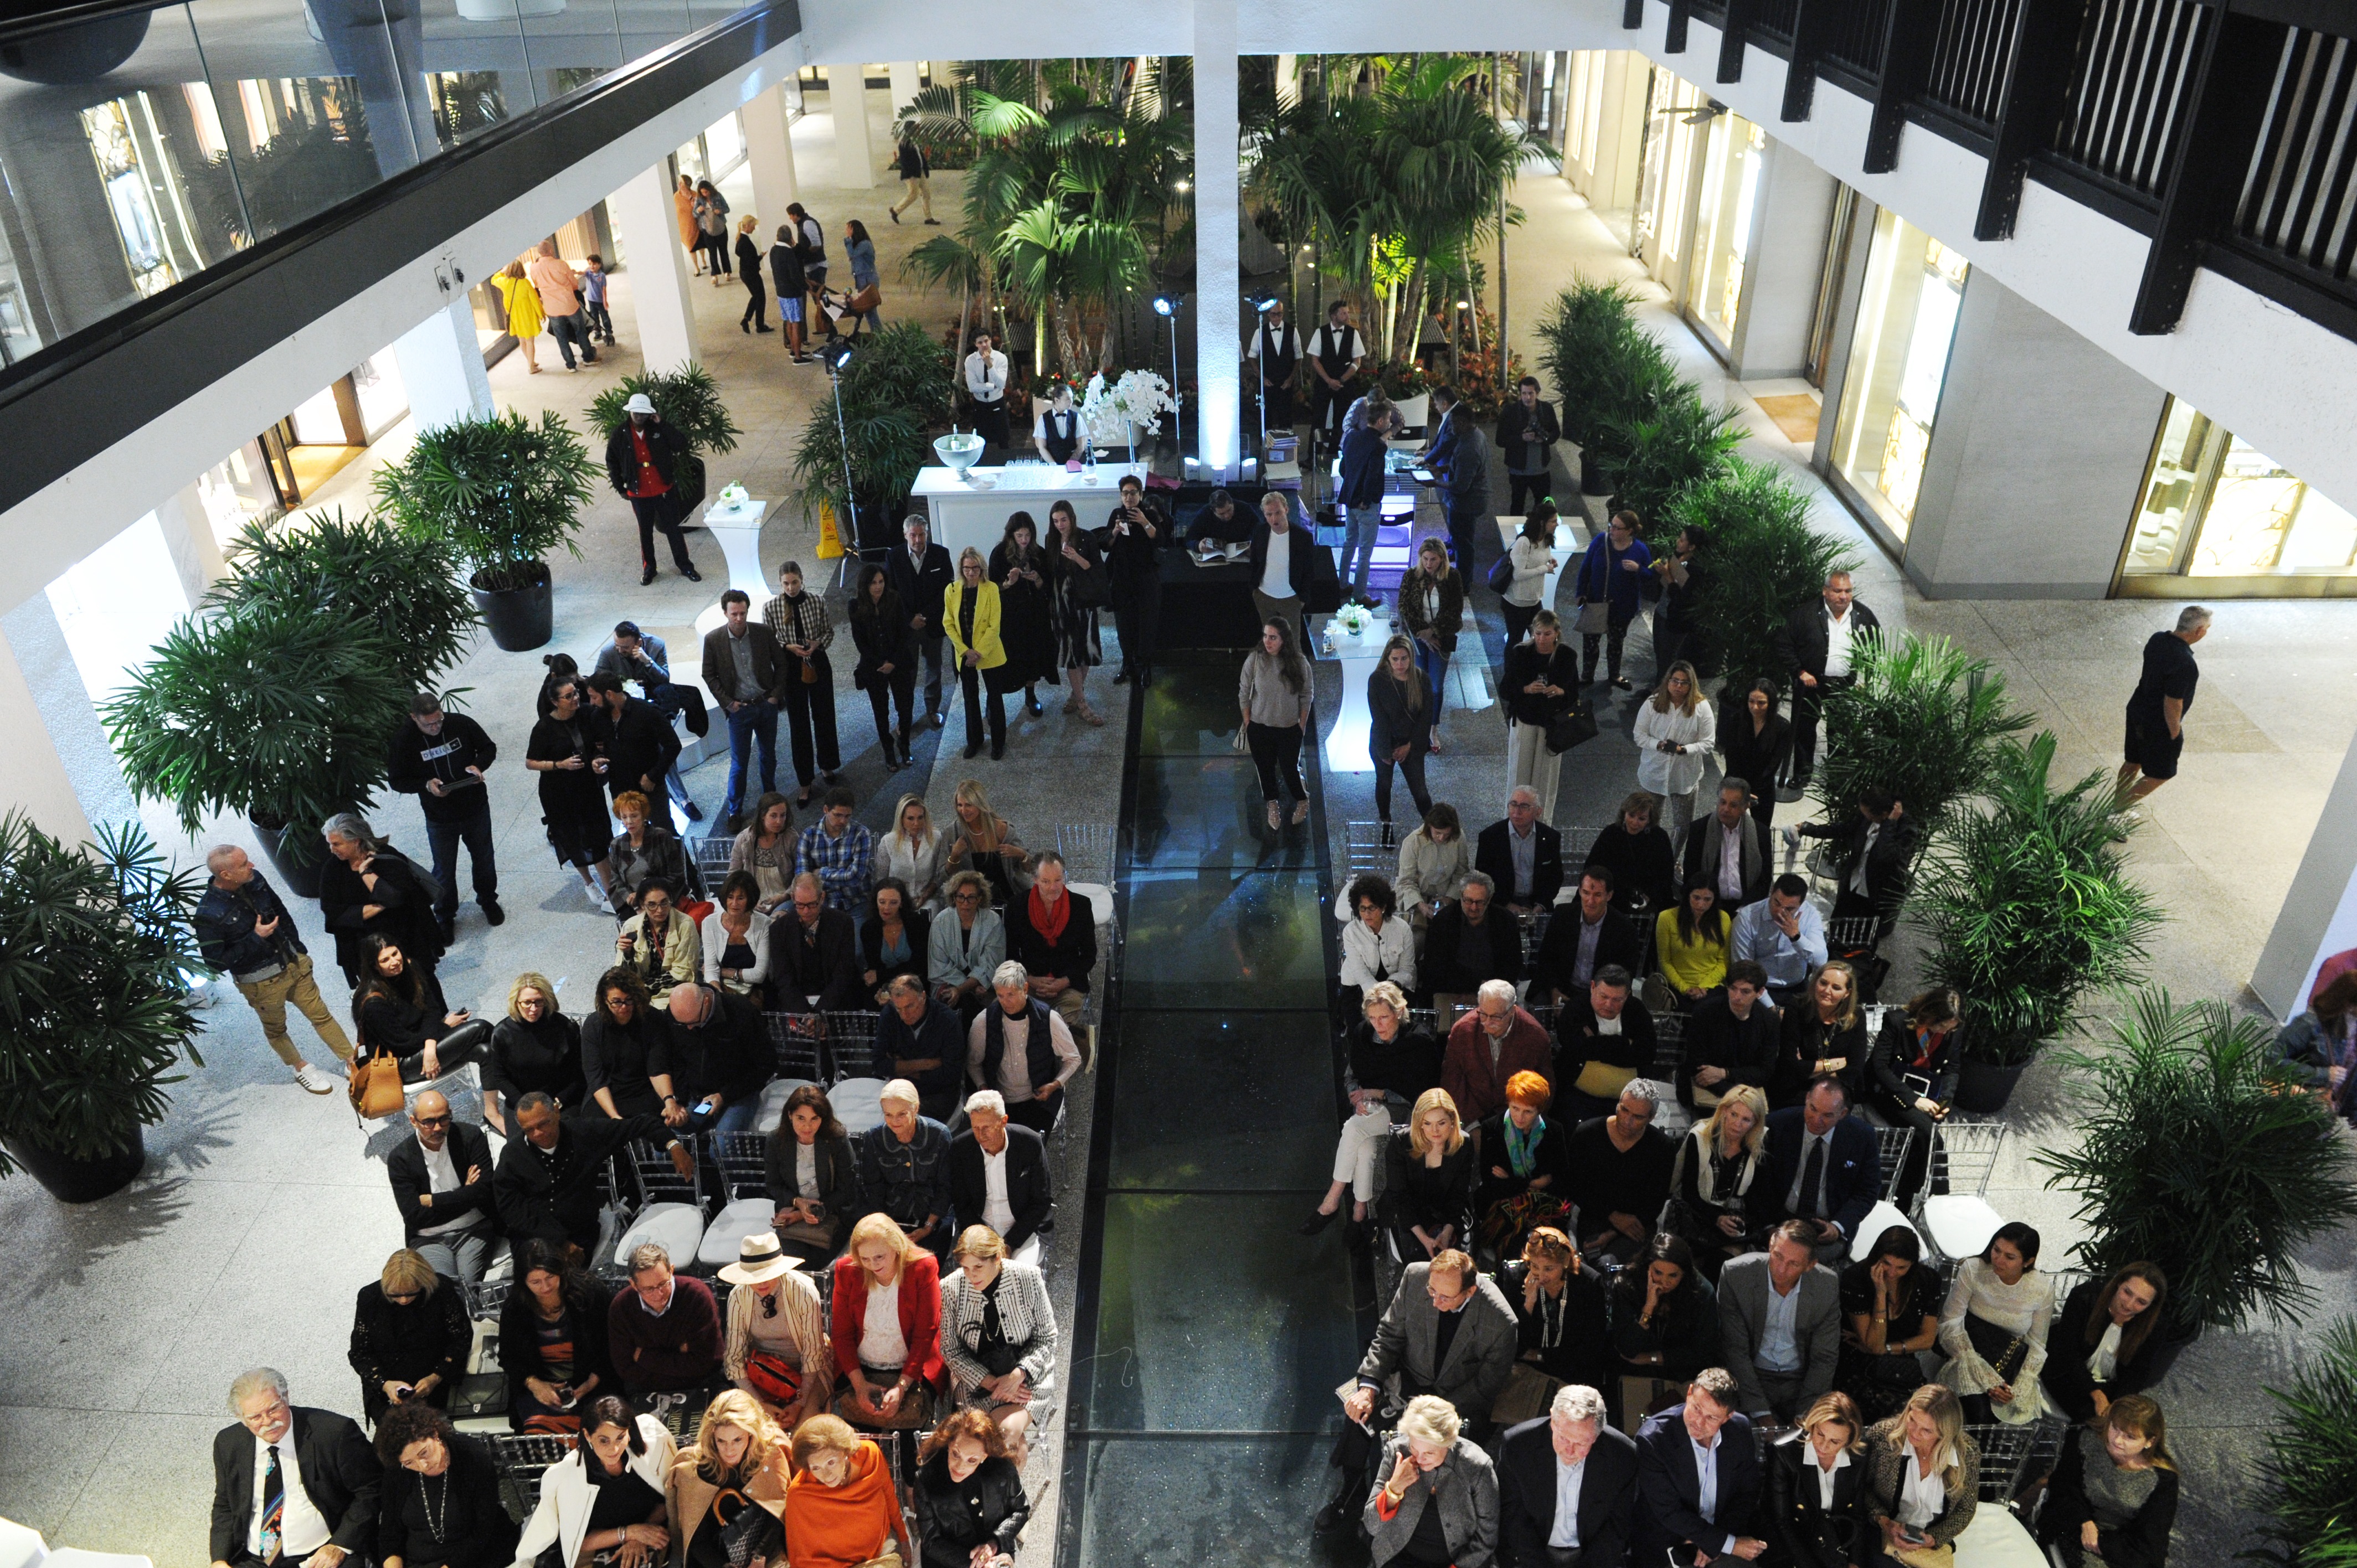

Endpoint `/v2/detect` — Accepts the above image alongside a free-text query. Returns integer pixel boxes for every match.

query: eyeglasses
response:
[413,1114,452,1128]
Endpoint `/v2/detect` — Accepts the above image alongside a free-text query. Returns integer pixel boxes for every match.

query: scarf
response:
[1504,1114,1546,1178]
[1028,886,1070,945]
[1908,1028,1947,1071]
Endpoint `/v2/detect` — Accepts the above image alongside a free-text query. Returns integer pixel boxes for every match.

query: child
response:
[581,254,615,345]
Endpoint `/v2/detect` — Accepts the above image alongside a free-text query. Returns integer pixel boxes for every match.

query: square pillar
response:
[1726,138,1836,380]
[745,81,801,240]
[392,297,496,434]
[155,483,226,605]
[0,616,92,845]
[612,163,701,373]
[2255,728,2357,1017]
[832,65,879,189]
[888,61,922,116]
[1193,2,1241,477]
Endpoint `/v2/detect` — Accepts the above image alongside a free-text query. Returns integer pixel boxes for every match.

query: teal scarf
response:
[1504,1113,1546,1177]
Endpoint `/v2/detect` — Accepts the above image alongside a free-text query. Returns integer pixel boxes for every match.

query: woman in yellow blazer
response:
[944,545,1010,761]
[667,1390,789,1566]
[492,259,544,374]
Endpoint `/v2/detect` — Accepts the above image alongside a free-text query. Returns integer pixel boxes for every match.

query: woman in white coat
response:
[1630,659,1715,851]
[1335,873,1416,1018]
[872,792,951,916]
[510,1396,675,1568]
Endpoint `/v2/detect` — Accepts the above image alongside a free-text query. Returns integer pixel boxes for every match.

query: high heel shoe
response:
[1298,1208,1338,1236]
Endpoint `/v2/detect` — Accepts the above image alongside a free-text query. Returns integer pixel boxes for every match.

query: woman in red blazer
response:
[830,1211,946,1432]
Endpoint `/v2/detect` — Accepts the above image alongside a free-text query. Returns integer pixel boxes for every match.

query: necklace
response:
[422,1470,450,1543]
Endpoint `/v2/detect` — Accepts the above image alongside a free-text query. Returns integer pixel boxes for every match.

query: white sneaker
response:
[294,1063,337,1095]
[586,880,613,909]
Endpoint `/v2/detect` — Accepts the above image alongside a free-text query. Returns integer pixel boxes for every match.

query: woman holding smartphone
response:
[1861,1383,1980,1565]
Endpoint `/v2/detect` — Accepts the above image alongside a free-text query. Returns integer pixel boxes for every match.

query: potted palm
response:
[791,322,956,553]
[371,409,600,652]
[1535,278,1644,493]
[1917,733,2165,1109]
[1818,634,2031,842]
[204,509,477,695]
[1667,457,1857,683]
[588,363,744,522]
[101,602,410,894]
[0,815,205,1203]
[2246,1317,2357,1565]
[2037,990,2357,1345]
[1588,381,1746,541]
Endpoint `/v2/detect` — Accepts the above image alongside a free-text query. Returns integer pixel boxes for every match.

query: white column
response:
[0,617,92,845]
[1726,139,1836,380]
[392,298,496,434]
[745,81,801,238]
[611,163,701,372]
[888,61,922,116]
[154,483,225,606]
[832,65,878,189]
[1193,3,1241,477]
[1277,54,1298,107]
[2255,729,2357,1017]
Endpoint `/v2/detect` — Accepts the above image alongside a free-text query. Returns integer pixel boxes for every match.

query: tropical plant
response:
[1535,278,1642,441]
[1588,391,1746,536]
[1818,634,2032,838]
[587,365,742,518]
[2039,991,2357,1337]
[102,602,410,860]
[370,409,600,593]
[1918,733,2164,1066]
[2244,1316,2357,1565]
[1668,457,1856,683]
[182,119,379,251]
[791,323,958,544]
[203,510,477,699]
[1375,359,1430,399]
[0,814,206,1176]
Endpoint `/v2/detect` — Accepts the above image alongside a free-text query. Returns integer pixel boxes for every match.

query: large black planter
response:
[1953,1055,2030,1114]
[251,817,325,899]
[7,1127,145,1203]
[474,563,553,652]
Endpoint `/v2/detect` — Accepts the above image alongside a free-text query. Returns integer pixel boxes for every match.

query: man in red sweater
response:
[1440,978,1553,1127]
[606,1241,723,1402]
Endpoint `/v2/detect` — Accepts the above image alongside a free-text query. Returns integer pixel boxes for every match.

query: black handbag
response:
[1545,705,1598,755]
[1962,1311,2030,1383]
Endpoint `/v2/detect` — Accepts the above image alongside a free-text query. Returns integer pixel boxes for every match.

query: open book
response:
[1193,540,1249,564]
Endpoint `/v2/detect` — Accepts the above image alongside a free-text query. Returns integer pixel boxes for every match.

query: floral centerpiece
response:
[1082,370,1178,454]
[1332,602,1374,636]
[716,481,751,509]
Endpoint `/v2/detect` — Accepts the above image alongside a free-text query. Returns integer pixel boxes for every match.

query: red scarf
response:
[1028,886,1071,945]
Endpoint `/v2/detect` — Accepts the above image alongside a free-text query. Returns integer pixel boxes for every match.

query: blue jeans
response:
[709,1100,759,1133]
[1341,504,1383,594]
[1412,636,1450,720]
[546,311,595,369]
[424,798,497,921]
[723,699,780,816]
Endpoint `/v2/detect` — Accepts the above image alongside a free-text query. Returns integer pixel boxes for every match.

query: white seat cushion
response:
[45,1553,154,1568]
[1848,1200,1922,1263]
[1952,1504,2046,1568]
[754,1077,820,1135]
[699,1197,779,1267]
[1070,883,1115,930]
[1011,1234,1044,1271]
[613,1203,706,1270]
[830,1076,888,1134]
[1922,1194,2006,1261]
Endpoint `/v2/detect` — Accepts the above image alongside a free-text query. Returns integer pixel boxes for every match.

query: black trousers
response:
[1652,615,1693,686]
[740,275,767,329]
[1789,674,1854,785]
[961,666,1006,749]
[1502,600,1540,649]
[1507,471,1551,515]
[1005,1094,1058,1136]
[702,234,730,275]
[1446,499,1484,574]
[781,653,841,785]
[865,666,917,747]
[1113,577,1162,677]
[631,494,695,572]
[1246,720,1306,803]
[1581,607,1635,681]
[1873,1093,1940,1210]
[972,401,1011,453]
[917,629,946,718]
[423,798,498,921]
[1373,746,1430,823]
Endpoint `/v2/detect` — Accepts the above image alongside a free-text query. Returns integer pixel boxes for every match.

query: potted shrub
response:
[371,409,600,652]
[1917,733,2164,1109]
[792,323,957,553]
[1666,457,1856,683]
[1818,633,2031,843]
[2037,990,2357,1347]
[1588,382,1745,541]
[1535,278,1643,492]
[2245,1316,2357,1565]
[101,602,410,894]
[204,509,477,697]
[588,363,744,522]
[0,816,205,1203]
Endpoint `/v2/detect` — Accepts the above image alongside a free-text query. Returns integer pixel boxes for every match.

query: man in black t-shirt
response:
[2117,605,2210,810]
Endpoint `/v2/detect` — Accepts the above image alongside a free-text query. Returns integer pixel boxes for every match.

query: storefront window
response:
[1828,208,1967,539]
[1686,112,1763,350]
[1634,70,1706,287]
[2122,395,2357,585]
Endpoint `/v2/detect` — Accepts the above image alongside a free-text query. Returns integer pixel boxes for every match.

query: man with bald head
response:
[194,844,351,1094]
[385,1089,496,1281]
[662,979,771,1133]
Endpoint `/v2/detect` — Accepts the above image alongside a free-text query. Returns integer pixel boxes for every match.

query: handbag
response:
[1962,1311,2030,1384]
[1063,554,1109,608]
[1478,1189,1573,1257]
[348,1050,404,1118]
[846,282,882,313]
[741,1350,804,1406]
[1545,705,1599,755]
[1485,553,1516,594]
[1575,599,1610,636]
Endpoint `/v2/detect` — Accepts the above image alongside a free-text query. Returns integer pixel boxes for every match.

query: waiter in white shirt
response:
[1033,382,1086,466]
[963,329,1011,455]
[1247,300,1303,431]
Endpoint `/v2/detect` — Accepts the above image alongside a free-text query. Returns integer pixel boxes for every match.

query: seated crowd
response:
[1306,791,2185,1566]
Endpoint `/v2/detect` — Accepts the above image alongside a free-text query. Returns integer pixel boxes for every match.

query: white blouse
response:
[1936,1257,2054,1420]
[1337,907,1418,993]
[1632,699,1718,793]
[858,1275,908,1369]
[873,829,951,912]
[1898,1446,1951,1528]
[1505,535,1557,608]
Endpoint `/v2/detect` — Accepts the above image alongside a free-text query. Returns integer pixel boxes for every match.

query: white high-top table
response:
[910,461,1149,563]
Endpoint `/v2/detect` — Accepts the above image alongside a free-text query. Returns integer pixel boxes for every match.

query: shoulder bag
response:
[1485,553,1516,595]
[1546,703,1598,756]
[1962,1311,2030,1384]
[349,1050,404,1118]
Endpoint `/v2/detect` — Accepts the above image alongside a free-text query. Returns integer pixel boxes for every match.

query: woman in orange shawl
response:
[675,174,703,272]
[783,1416,910,1567]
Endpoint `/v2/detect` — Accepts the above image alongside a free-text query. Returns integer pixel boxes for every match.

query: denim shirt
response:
[857,1116,953,1227]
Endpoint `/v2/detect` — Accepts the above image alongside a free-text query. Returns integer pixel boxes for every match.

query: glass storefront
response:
[1685,111,1764,352]
[2119,395,2357,591]
[1633,69,1707,289]
[1828,208,1968,539]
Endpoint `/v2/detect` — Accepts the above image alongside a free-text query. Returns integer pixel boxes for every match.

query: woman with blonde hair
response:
[940,1225,1058,1465]
[1381,1087,1475,1262]
[734,213,770,334]
[1368,634,1435,827]
[1774,958,1867,1108]
[944,780,1028,906]
[492,258,543,372]
[482,970,583,1136]
[827,1213,944,1435]
[1632,659,1714,850]
[2038,1394,2178,1568]
[1766,1390,1869,1565]
[927,869,1005,1019]
[1584,789,1678,919]
[872,792,949,914]
[910,1408,1028,1568]
[1304,982,1440,1237]
[1365,1394,1499,1568]
[349,1247,469,1422]
[1664,1082,1769,1278]
[1862,1383,1980,1564]
[944,546,1010,761]
[782,1415,909,1568]
[1397,537,1464,753]
[669,1389,788,1568]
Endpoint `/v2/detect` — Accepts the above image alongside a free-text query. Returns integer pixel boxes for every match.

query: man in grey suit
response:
[1716,1220,1843,1422]
[1316,1249,1519,1533]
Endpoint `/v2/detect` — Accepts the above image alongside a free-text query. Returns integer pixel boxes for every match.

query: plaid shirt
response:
[764,590,835,652]
[797,821,874,912]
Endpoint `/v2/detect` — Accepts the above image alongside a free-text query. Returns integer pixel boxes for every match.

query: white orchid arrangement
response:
[1080,370,1177,445]
[1332,602,1373,636]
[716,482,751,509]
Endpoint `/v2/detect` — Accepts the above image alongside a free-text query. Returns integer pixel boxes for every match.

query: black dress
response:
[911,1452,1030,1568]
[1381,1126,1475,1258]
[1045,528,1104,669]
[1718,707,1793,829]
[528,714,617,868]
[989,541,1058,688]
[485,1010,587,1115]
[583,1458,666,1534]
[374,1432,518,1568]
[1583,821,1679,921]
[1496,1258,1610,1390]
[1348,1022,1442,1102]
[1833,1257,1943,1424]
[1773,1008,1870,1108]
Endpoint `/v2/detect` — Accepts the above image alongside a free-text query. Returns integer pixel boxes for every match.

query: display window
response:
[2119,395,2357,593]
[1828,208,1967,539]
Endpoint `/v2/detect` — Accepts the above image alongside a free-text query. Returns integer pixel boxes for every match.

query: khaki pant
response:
[1251,588,1304,656]
[1044,983,1092,1070]
[234,952,353,1067]
[891,176,932,220]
